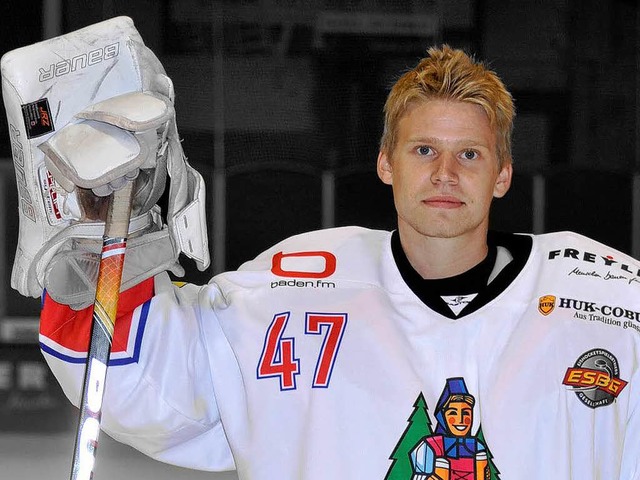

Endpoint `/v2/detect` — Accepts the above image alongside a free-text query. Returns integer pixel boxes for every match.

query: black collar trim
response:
[391,230,533,319]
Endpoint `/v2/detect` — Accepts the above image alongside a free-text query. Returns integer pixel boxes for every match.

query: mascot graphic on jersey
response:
[386,377,500,480]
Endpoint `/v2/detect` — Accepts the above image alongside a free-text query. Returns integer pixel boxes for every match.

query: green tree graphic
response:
[385,392,433,480]
[477,426,501,480]
[386,391,501,480]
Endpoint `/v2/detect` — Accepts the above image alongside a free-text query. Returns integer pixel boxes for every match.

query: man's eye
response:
[417,146,433,156]
[461,150,478,160]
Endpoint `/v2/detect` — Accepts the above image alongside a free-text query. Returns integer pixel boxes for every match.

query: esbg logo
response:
[562,348,628,408]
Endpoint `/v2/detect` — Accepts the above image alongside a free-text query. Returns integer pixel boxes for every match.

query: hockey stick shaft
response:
[69,181,135,480]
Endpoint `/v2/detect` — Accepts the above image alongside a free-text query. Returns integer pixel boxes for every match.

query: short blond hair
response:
[380,45,515,168]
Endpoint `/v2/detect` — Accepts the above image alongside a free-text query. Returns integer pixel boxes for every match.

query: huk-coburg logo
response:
[538,295,556,316]
[562,349,628,408]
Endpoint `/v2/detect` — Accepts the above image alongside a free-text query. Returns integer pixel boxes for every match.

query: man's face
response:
[377,99,512,243]
[444,400,473,437]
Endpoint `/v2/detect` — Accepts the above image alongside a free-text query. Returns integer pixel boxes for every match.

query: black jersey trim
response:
[391,230,533,319]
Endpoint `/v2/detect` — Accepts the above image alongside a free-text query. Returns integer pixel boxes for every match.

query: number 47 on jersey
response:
[257,312,348,390]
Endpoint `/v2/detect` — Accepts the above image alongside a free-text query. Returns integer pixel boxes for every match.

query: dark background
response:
[0,1,637,477]
[1,1,639,281]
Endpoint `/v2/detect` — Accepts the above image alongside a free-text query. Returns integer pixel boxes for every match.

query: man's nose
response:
[430,153,458,184]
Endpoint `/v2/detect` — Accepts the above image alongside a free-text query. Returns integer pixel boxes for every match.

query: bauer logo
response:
[9,124,36,222]
[271,251,337,279]
[562,349,628,408]
[38,41,120,82]
[538,295,556,316]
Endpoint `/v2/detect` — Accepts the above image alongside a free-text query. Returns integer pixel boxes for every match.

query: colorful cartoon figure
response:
[410,378,489,480]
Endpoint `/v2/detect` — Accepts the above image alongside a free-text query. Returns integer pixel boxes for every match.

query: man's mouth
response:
[423,195,464,209]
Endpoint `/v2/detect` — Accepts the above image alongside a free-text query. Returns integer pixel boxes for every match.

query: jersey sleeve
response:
[39,274,235,471]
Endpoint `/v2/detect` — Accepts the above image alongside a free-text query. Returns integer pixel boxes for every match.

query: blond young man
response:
[11,39,640,479]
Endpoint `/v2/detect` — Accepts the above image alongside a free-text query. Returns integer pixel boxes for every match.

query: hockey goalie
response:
[3,15,640,480]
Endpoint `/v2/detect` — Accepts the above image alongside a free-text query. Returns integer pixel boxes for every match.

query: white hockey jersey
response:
[40,227,640,479]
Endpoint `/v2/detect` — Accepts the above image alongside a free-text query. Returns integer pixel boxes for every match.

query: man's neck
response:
[397,224,490,280]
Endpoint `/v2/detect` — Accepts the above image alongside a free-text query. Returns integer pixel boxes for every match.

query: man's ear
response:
[377,151,393,185]
[493,162,513,199]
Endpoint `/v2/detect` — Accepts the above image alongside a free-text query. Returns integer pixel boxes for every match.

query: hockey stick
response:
[69,181,135,480]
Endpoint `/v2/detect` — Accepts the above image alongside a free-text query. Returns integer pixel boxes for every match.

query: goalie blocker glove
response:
[1,16,209,308]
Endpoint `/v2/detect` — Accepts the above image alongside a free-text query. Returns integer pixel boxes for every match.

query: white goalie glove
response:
[1,16,210,308]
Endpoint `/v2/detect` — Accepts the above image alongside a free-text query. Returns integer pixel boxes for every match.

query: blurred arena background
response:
[0,0,637,478]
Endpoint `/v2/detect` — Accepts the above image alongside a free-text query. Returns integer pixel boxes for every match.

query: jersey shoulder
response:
[532,230,640,300]
[254,226,389,259]
[533,230,640,269]
[213,226,393,292]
